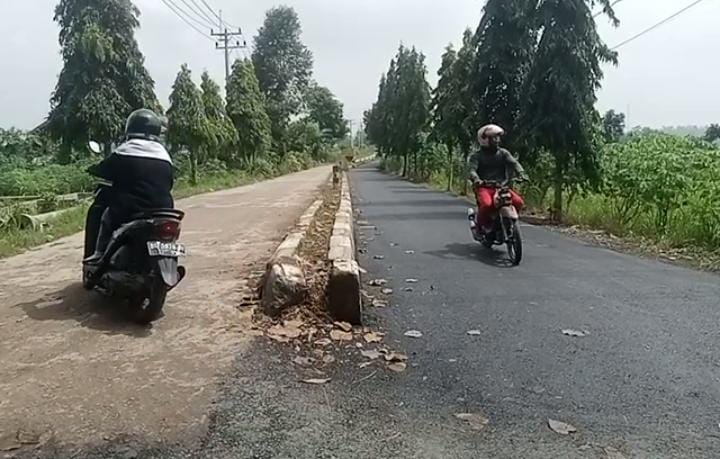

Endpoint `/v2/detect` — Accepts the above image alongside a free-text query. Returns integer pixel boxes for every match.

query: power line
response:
[176,0,216,28]
[593,0,626,18]
[612,0,708,50]
[199,0,239,30]
[160,0,214,40]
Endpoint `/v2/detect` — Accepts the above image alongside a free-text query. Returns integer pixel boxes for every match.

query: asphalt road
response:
[18,164,720,458]
[345,165,720,457]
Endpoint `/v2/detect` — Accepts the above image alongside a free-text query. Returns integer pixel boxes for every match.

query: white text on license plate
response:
[147,241,186,257]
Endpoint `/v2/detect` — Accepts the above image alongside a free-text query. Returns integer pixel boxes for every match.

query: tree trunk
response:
[190,153,198,186]
[446,144,454,192]
[552,161,563,222]
[402,153,408,177]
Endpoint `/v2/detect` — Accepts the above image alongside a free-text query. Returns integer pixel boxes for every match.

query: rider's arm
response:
[503,150,528,180]
[467,152,481,184]
[87,154,120,182]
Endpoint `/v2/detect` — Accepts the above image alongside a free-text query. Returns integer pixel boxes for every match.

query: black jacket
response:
[89,139,174,221]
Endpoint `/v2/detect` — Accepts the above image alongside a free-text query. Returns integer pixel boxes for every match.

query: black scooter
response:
[82,144,187,324]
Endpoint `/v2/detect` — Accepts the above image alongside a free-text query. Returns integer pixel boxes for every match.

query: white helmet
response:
[477,124,505,147]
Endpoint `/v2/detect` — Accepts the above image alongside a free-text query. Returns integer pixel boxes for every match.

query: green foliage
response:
[287,120,324,160]
[519,0,618,219]
[305,83,349,143]
[602,110,626,143]
[226,59,272,165]
[704,124,720,143]
[0,163,94,196]
[166,64,210,185]
[201,71,238,162]
[48,0,158,156]
[252,6,313,151]
[366,45,431,177]
[472,0,539,146]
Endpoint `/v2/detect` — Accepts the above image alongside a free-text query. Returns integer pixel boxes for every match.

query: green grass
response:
[0,205,88,258]
[0,163,324,260]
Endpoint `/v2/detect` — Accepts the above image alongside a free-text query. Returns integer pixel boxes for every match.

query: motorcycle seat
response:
[130,208,185,221]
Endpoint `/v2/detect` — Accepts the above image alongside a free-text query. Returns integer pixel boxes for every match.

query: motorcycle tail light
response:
[155,220,181,241]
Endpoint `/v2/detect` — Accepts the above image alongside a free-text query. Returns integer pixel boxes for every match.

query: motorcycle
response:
[467,179,524,265]
[82,142,187,324]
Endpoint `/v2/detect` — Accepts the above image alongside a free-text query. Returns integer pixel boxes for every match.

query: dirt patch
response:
[0,167,331,455]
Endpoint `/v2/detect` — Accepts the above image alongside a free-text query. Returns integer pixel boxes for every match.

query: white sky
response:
[1,0,719,131]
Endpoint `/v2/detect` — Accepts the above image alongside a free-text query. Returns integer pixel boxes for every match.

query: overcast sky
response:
[2,0,719,131]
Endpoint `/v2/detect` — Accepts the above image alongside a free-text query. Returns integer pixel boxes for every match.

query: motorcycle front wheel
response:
[505,220,523,265]
[129,275,167,324]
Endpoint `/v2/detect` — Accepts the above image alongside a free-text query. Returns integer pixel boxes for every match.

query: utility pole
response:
[211,10,245,83]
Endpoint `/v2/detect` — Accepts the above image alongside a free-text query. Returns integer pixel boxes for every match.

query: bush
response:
[0,163,94,196]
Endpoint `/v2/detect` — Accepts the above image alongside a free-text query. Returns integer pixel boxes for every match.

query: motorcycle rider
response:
[467,124,528,233]
[84,109,174,265]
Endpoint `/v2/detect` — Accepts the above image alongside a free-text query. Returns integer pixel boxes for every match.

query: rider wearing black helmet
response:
[84,109,174,264]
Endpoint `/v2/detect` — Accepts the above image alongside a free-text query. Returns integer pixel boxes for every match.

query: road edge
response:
[260,179,328,317]
[326,172,362,325]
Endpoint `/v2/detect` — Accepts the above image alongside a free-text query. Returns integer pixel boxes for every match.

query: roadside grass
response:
[0,164,324,260]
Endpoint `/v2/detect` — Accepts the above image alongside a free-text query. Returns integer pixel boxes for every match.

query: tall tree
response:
[602,109,626,143]
[226,59,272,165]
[430,45,461,191]
[305,83,349,143]
[166,64,209,185]
[519,0,618,220]
[472,0,539,147]
[252,6,313,152]
[200,71,237,163]
[48,0,158,160]
[452,29,480,159]
[704,124,720,143]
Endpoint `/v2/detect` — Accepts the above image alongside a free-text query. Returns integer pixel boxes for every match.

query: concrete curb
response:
[260,193,325,317]
[326,173,362,325]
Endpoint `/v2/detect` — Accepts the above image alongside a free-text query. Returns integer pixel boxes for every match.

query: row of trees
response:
[365,0,620,219]
[41,1,348,183]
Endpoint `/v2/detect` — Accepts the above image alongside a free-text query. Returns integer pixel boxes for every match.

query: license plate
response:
[147,241,186,257]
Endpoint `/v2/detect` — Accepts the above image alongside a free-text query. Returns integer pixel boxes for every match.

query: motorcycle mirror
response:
[88,141,102,154]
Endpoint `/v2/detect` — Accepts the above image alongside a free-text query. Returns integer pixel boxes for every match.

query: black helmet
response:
[125,109,162,141]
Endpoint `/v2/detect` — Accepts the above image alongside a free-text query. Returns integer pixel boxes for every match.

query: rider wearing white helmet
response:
[467,124,528,231]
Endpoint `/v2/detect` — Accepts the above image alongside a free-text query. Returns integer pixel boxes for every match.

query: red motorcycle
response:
[467,179,523,265]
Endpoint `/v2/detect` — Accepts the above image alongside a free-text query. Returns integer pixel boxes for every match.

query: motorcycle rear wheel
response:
[506,220,523,265]
[129,275,167,324]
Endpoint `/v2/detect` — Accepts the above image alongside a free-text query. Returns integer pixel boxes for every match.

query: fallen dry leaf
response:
[562,329,587,337]
[323,355,336,364]
[404,330,423,338]
[361,349,382,360]
[334,321,353,332]
[368,279,388,287]
[384,351,409,362]
[548,419,577,435]
[467,330,482,336]
[387,362,407,372]
[404,250,415,254]
[314,338,332,346]
[604,446,627,459]
[373,255,385,260]
[292,356,314,367]
[364,332,384,343]
[455,413,490,431]
[371,299,388,308]
[381,288,394,295]
[359,361,374,369]
[403,287,414,292]
[301,378,330,385]
[330,330,353,341]
[405,278,419,283]
[267,323,302,340]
